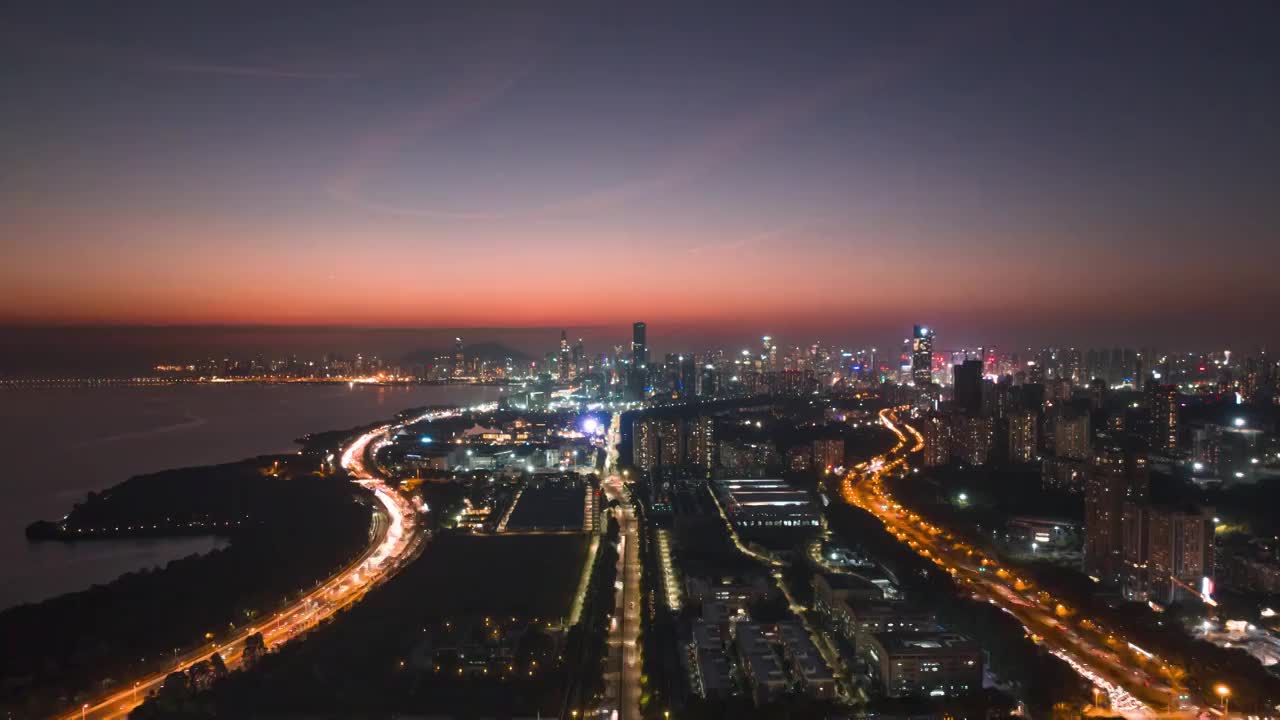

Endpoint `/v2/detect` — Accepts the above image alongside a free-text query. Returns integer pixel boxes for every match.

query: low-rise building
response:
[733,622,789,705]
[714,478,820,530]
[813,573,936,647]
[776,621,837,699]
[685,620,734,699]
[864,632,983,698]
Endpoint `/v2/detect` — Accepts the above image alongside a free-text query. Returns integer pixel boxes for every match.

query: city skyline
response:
[3,3,1279,342]
[2,321,1276,379]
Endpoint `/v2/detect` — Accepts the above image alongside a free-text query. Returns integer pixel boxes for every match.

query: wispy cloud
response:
[160,63,357,80]
[686,220,830,257]
[325,61,534,220]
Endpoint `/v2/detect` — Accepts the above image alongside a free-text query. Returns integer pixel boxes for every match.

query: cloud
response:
[324,60,534,220]
[159,63,357,80]
[686,220,831,257]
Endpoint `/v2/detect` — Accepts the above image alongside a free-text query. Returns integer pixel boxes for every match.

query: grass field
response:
[417,532,591,622]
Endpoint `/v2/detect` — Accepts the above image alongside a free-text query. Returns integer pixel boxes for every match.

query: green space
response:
[418,533,591,621]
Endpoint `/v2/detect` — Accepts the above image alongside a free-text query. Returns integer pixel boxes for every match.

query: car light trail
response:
[831,407,1207,719]
[62,416,433,720]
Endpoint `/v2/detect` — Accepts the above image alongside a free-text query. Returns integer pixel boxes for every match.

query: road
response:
[839,408,1206,719]
[601,413,642,720]
[59,420,429,720]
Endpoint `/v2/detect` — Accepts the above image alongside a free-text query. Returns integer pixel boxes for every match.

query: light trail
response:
[61,416,434,720]
[836,407,1206,719]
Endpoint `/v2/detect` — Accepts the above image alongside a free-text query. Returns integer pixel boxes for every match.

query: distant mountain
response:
[400,342,533,365]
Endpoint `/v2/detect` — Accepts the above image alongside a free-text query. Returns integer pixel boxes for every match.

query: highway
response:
[602,413,642,720]
[59,419,430,720]
[839,408,1206,719]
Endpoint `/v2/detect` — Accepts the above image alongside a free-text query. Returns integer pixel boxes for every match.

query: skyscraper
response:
[911,325,934,386]
[632,322,648,366]
[559,330,571,382]
[453,337,465,378]
[952,359,983,415]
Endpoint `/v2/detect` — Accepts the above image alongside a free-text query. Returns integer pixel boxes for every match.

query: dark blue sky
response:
[2,2,1278,349]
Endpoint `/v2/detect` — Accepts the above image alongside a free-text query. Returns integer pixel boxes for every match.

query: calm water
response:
[0,383,501,610]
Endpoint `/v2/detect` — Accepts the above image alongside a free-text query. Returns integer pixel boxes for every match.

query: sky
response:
[2,1,1279,354]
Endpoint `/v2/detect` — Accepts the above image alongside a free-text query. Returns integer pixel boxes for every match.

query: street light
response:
[82,704,88,719]
[1215,684,1230,717]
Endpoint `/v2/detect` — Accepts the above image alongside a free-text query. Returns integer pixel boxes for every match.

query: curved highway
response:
[59,421,428,720]
[840,408,1206,719]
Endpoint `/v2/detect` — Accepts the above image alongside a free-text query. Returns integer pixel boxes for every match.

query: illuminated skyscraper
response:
[762,335,777,370]
[911,325,933,386]
[632,322,648,366]
[559,330,571,381]
[453,337,465,378]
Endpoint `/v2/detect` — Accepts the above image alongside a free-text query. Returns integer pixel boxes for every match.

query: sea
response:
[0,383,502,611]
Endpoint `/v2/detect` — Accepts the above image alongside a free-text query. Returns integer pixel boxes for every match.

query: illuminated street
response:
[59,421,428,720]
[839,408,1209,719]
[602,414,642,720]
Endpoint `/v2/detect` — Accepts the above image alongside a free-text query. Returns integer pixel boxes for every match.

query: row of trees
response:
[890,467,1280,713]
[824,502,1091,715]
[132,530,600,717]
[562,515,620,715]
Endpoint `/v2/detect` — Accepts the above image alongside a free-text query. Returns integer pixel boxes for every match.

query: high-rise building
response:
[559,330,571,381]
[763,336,778,371]
[678,354,697,399]
[632,417,682,475]
[1147,383,1179,454]
[1147,505,1214,605]
[911,326,934,387]
[632,322,648,366]
[812,438,846,472]
[1121,503,1214,604]
[1053,411,1091,461]
[1084,446,1150,582]
[687,416,716,471]
[952,360,983,415]
[453,337,465,378]
[920,413,950,467]
[1007,409,1038,464]
[572,338,585,377]
[951,414,994,466]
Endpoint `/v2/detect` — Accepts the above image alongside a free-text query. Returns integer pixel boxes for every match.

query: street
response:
[840,408,1207,719]
[59,421,427,720]
[602,413,642,720]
